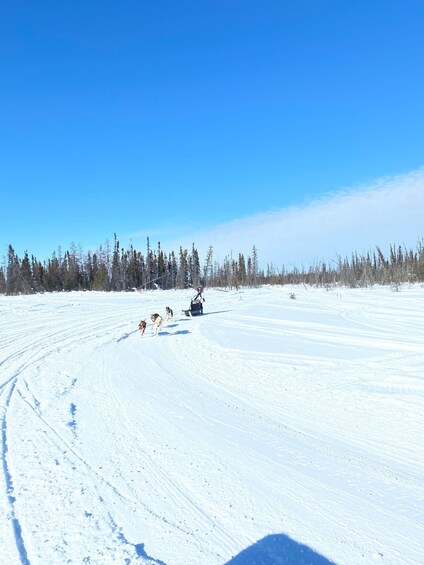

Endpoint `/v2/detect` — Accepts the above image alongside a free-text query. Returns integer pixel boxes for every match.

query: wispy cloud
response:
[154,168,424,268]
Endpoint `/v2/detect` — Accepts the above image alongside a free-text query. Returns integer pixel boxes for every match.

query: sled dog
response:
[150,313,163,335]
[138,320,147,337]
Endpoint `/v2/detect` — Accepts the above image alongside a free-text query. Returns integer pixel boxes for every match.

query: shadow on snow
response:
[134,542,167,565]
[201,310,232,316]
[159,330,190,336]
[224,534,337,565]
[176,309,232,319]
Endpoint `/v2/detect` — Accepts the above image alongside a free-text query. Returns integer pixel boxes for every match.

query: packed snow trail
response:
[0,287,423,564]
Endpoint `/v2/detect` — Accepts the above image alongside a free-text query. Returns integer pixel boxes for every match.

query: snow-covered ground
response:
[1,285,423,565]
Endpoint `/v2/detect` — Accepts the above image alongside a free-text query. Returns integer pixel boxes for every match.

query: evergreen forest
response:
[2,234,424,295]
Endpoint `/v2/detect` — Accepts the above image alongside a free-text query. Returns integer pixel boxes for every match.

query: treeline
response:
[1,236,424,296]
[0,236,261,295]
[272,241,424,289]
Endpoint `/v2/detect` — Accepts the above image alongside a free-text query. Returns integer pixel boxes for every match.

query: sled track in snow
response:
[0,300,146,563]
[1,379,30,564]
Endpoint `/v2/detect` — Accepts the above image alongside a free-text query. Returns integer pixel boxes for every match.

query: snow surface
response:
[1,285,423,565]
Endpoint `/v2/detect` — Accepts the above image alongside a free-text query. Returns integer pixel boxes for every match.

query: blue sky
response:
[1,0,424,267]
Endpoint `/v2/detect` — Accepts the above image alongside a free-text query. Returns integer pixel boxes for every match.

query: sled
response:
[182,296,204,317]
[189,298,204,316]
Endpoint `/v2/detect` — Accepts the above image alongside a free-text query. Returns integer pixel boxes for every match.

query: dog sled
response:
[183,286,205,317]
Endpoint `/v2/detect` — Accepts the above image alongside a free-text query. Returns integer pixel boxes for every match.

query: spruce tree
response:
[6,245,20,295]
[21,251,33,294]
[203,245,214,287]
[190,243,201,288]
[178,247,188,288]
[0,266,6,294]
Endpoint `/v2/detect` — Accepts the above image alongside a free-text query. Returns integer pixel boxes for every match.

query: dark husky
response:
[138,320,147,337]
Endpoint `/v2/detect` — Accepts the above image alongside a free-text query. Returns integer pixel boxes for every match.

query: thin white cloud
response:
[158,167,424,268]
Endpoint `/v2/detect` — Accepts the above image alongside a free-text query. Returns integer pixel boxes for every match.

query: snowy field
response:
[1,285,423,565]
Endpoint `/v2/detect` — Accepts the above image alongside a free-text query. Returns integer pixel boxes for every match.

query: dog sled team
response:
[138,307,173,337]
[138,287,204,337]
